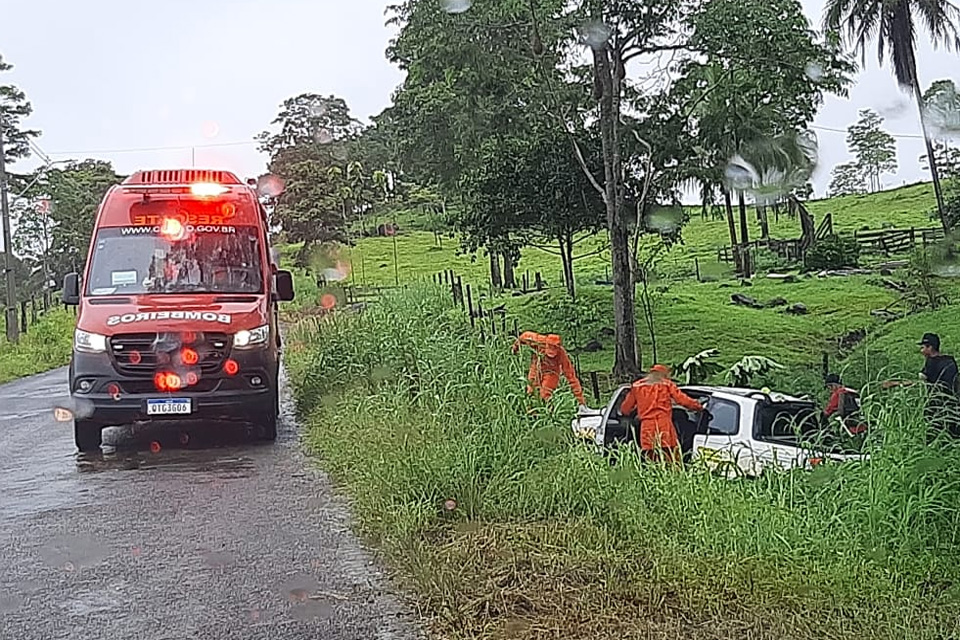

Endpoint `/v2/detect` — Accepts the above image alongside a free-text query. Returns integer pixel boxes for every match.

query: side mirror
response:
[62,273,80,306]
[275,270,295,302]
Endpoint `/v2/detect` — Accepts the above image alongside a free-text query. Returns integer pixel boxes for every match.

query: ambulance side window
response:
[705,399,740,436]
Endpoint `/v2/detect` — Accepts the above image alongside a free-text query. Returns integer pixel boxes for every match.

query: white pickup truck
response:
[572,384,865,477]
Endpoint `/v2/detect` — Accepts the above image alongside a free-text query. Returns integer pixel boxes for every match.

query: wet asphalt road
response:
[0,369,421,640]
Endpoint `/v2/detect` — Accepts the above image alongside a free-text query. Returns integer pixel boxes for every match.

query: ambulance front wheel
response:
[258,390,279,441]
[74,420,103,452]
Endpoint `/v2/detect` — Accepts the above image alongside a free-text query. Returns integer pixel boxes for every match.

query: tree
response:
[824,0,960,231]
[386,0,571,289]
[459,127,606,298]
[258,95,372,262]
[920,142,960,180]
[11,196,55,291]
[846,109,897,192]
[675,0,851,276]
[256,94,359,160]
[0,55,40,165]
[829,162,868,197]
[39,160,121,279]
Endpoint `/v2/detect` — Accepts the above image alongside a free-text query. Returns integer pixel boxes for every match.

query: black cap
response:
[824,373,841,385]
[919,333,941,350]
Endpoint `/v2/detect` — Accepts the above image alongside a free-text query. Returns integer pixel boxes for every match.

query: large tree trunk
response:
[489,250,502,289]
[502,251,516,289]
[738,193,752,279]
[913,78,950,231]
[594,44,639,380]
[758,204,770,239]
[723,189,741,273]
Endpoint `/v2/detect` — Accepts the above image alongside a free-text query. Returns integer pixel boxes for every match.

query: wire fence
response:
[1,290,65,341]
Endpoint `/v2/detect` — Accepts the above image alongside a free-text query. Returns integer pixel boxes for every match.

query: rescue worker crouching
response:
[620,364,705,465]
[511,331,587,409]
[823,373,867,436]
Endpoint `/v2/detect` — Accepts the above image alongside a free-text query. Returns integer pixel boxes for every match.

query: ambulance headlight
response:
[234,325,270,348]
[75,329,108,354]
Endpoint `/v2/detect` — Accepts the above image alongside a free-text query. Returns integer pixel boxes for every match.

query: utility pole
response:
[0,126,19,344]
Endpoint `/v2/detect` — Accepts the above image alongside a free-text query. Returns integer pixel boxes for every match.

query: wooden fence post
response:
[822,352,829,378]
[513,318,519,337]
[590,371,601,403]
[694,257,701,282]
[20,301,28,334]
[535,272,543,291]
[466,284,475,326]
[30,297,38,324]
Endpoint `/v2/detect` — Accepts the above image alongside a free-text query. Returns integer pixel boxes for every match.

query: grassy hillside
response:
[311,182,938,290]
[290,182,950,396]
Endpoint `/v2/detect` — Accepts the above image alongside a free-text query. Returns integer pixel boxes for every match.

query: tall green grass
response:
[287,287,960,639]
[0,309,75,384]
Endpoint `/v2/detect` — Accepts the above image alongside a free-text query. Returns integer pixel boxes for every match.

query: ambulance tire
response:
[258,391,279,441]
[74,420,103,453]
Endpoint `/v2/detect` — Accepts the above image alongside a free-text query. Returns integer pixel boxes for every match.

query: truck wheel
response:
[258,390,279,441]
[74,420,103,452]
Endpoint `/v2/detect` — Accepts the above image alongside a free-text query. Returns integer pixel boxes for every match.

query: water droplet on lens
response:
[579,21,612,49]
[314,129,334,145]
[804,62,824,81]
[201,120,220,139]
[308,100,326,117]
[257,174,286,198]
[923,87,960,141]
[723,132,819,204]
[645,208,684,233]
[439,0,472,13]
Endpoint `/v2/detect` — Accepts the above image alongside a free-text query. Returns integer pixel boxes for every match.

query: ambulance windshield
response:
[85,225,264,296]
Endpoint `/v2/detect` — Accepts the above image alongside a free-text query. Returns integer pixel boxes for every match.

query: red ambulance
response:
[61,169,295,451]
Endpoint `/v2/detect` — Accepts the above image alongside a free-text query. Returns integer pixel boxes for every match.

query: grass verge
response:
[287,286,960,640]
[0,309,75,385]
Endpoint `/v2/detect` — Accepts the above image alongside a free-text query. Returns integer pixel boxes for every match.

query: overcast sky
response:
[3,0,958,200]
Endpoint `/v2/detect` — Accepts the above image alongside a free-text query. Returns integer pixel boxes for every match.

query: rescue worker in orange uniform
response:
[511,331,587,407]
[620,364,705,464]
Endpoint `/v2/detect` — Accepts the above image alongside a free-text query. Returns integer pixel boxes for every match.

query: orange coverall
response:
[620,377,704,454]
[512,332,586,405]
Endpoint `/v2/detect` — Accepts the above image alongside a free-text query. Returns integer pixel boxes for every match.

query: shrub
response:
[804,234,861,271]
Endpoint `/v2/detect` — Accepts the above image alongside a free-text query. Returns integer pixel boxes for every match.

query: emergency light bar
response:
[123,170,243,185]
[190,182,231,196]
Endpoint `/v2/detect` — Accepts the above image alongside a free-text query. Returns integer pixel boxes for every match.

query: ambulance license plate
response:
[146,399,192,416]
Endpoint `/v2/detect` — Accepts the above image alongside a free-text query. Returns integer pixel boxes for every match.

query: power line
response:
[45,139,260,156]
[810,123,925,140]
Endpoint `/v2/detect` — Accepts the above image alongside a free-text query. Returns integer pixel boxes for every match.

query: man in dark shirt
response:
[919,333,959,438]
[919,333,959,392]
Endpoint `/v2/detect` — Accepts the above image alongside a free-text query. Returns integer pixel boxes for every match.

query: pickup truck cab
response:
[61,169,295,452]
[572,385,864,477]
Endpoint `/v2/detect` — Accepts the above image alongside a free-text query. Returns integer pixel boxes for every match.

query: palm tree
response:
[824,0,960,232]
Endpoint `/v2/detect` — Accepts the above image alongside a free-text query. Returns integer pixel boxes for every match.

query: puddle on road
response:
[74,423,261,477]
[58,589,123,617]
[76,449,256,477]
[39,534,112,571]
